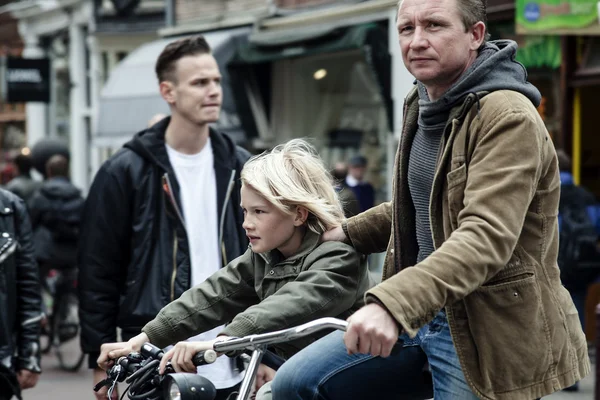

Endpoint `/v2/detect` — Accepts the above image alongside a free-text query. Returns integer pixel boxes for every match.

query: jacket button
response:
[269,270,275,275]
[2,233,8,238]
[390,248,394,254]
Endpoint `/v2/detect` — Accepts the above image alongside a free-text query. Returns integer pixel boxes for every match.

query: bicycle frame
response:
[213,317,349,400]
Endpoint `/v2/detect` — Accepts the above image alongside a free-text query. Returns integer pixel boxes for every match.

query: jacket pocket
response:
[464,273,552,391]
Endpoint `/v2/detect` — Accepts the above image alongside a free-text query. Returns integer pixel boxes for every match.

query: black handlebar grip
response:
[192,350,217,366]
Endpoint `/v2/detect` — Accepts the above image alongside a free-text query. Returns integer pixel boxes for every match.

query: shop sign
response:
[4,57,50,103]
[516,0,600,35]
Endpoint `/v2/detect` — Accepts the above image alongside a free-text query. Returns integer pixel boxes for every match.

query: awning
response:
[227,23,393,140]
[95,26,251,144]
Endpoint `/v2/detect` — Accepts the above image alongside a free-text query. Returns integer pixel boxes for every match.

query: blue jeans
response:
[271,311,479,400]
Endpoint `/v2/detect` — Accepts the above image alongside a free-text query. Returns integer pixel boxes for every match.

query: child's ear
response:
[294,206,309,227]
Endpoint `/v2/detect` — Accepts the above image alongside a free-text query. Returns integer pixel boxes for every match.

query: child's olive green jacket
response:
[344,88,589,399]
[143,230,371,358]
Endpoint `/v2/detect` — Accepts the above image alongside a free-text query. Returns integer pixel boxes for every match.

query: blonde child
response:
[98,139,372,397]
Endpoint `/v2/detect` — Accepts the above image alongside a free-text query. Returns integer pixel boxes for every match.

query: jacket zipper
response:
[162,173,187,301]
[218,170,236,266]
[171,231,177,301]
[162,174,186,229]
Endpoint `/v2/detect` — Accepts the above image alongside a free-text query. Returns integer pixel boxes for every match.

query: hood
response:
[123,116,240,172]
[40,177,81,199]
[418,40,542,121]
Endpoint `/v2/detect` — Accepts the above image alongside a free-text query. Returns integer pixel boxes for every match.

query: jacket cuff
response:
[365,294,405,334]
[16,356,41,374]
[220,315,259,338]
[366,288,417,338]
[87,351,101,369]
[142,316,178,349]
[17,342,41,373]
[341,220,353,246]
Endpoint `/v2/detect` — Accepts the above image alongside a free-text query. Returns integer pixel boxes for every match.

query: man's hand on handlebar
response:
[97,333,149,370]
[159,337,228,374]
[344,303,399,358]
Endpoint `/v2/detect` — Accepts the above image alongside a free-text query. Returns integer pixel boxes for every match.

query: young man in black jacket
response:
[78,36,250,400]
[0,189,42,400]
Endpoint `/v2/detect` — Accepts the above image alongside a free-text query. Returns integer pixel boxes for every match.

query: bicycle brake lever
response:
[93,377,114,392]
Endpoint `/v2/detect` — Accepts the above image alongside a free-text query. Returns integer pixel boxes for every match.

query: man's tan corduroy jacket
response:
[344,87,590,400]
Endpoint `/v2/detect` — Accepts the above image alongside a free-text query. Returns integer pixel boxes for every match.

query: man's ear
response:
[159,81,176,105]
[294,206,309,227]
[470,21,486,50]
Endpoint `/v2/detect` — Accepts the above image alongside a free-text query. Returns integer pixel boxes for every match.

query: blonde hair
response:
[241,139,345,234]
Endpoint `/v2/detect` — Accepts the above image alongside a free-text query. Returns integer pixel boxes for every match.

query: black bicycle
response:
[40,267,85,372]
[95,317,351,400]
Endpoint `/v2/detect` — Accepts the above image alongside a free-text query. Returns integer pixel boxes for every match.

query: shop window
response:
[576,37,600,77]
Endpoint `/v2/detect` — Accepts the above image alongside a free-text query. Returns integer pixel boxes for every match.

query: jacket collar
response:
[258,229,321,266]
[125,117,240,227]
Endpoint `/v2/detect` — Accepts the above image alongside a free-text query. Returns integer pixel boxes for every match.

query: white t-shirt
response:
[166,140,244,389]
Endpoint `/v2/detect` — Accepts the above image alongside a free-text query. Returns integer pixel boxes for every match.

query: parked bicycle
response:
[95,317,350,400]
[40,267,85,372]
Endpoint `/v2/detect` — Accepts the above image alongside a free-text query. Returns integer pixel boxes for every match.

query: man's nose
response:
[208,82,221,97]
[409,27,429,50]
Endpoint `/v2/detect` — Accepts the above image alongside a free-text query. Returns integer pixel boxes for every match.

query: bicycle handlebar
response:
[214,317,348,353]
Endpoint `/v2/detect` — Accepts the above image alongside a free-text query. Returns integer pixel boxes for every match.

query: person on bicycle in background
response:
[0,188,42,400]
[97,139,373,399]
[270,0,589,399]
[78,36,251,400]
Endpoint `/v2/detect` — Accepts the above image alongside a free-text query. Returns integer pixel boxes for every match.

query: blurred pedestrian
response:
[78,35,250,400]
[0,188,42,400]
[345,155,375,212]
[28,155,84,270]
[5,153,41,203]
[331,162,359,218]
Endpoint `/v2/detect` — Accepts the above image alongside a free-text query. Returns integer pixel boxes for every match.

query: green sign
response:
[515,36,561,69]
[516,0,600,35]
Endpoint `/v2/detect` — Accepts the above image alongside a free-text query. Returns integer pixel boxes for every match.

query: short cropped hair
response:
[398,0,491,42]
[155,36,212,83]
[241,139,345,234]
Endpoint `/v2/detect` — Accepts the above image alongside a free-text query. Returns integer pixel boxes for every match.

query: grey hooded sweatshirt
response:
[408,40,542,262]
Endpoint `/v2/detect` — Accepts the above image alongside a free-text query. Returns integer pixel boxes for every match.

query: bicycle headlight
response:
[163,373,217,400]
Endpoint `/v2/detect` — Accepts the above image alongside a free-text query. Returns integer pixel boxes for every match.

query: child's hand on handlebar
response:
[159,337,228,374]
[97,333,149,370]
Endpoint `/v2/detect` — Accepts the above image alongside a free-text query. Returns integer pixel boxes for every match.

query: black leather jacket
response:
[0,189,42,374]
[78,118,250,367]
